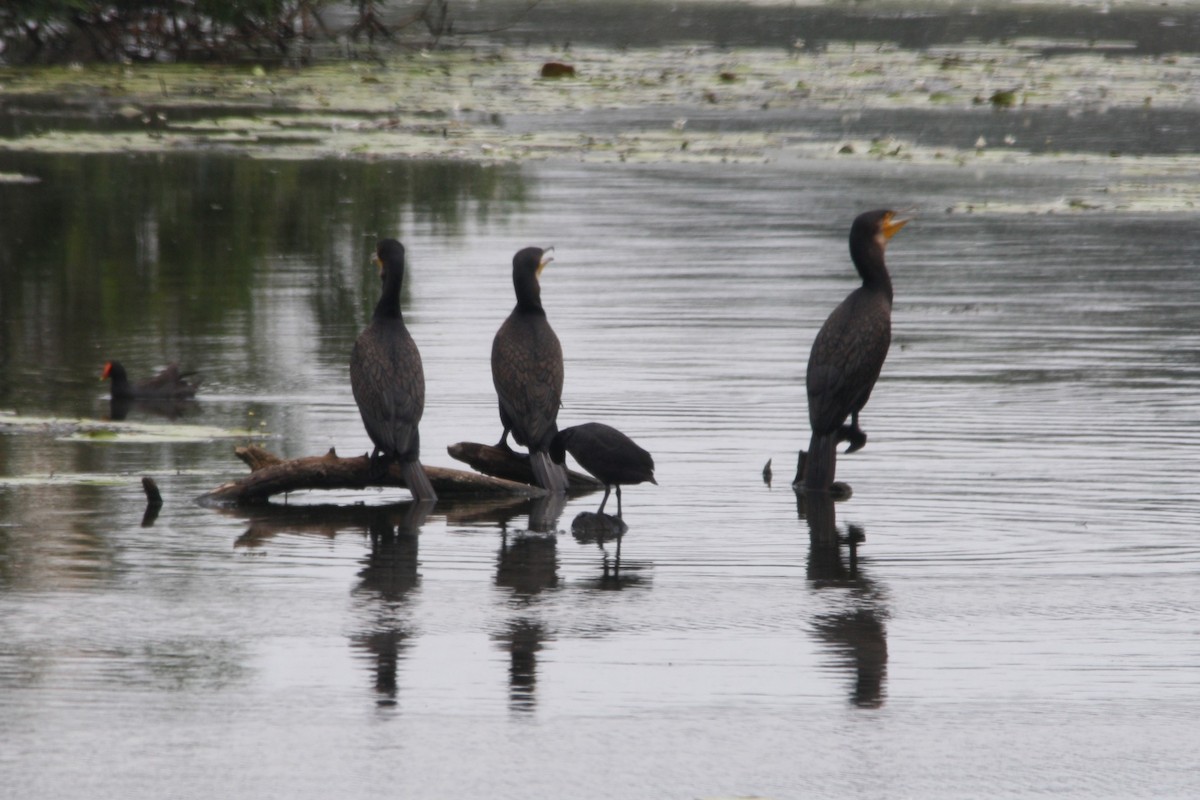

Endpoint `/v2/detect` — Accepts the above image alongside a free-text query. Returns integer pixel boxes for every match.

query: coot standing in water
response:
[552,422,656,517]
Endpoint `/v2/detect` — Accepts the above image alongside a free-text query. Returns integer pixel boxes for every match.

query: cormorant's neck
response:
[514,269,544,314]
[850,237,893,302]
[373,268,404,322]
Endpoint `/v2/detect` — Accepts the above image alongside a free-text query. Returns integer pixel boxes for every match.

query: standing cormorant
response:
[350,238,437,501]
[101,360,198,399]
[491,246,569,493]
[552,422,656,517]
[803,209,909,493]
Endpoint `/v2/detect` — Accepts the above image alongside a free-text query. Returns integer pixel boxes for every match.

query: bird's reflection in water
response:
[797,490,889,709]
[494,493,566,597]
[107,395,196,422]
[492,493,565,715]
[224,500,431,708]
[495,618,545,714]
[495,531,560,597]
[351,501,433,709]
[526,491,568,535]
[571,511,633,586]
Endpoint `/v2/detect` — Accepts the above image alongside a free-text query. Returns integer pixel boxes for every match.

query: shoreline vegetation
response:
[0,1,470,66]
[4,1,1198,65]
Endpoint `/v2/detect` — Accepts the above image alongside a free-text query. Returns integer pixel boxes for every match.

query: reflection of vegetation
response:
[0,152,526,408]
[0,484,120,591]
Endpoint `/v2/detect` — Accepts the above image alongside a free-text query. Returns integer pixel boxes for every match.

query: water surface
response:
[2,108,1199,800]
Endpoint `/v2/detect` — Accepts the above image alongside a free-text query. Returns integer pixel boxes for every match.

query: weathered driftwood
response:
[197,444,545,506]
[447,441,602,488]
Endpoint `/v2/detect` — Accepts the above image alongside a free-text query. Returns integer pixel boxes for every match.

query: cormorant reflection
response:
[492,493,565,714]
[797,490,889,709]
[495,618,545,714]
[351,501,433,709]
[494,493,564,598]
[227,496,556,711]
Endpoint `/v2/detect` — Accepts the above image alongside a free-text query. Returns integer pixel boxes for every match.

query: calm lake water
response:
[3,47,1200,800]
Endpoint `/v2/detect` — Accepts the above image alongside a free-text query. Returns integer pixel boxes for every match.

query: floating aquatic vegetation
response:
[0,410,270,443]
[0,42,1198,208]
[0,468,225,488]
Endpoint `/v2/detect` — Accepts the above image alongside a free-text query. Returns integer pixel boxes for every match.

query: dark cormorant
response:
[491,246,569,493]
[803,209,909,493]
[350,238,437,501]
[101,360,198,400]
[551,422,656,516]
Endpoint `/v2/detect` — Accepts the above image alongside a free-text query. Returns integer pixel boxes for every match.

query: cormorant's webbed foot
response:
[838,424,867,454]
[495,430,514,453]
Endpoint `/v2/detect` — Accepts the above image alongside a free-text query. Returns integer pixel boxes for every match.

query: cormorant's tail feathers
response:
[531,449,568,493]
[401,460,438,502]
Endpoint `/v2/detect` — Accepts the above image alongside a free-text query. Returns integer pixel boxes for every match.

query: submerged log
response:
[791,448,853,501]
[141,476,164,507]
[141,476,163,527]
[197,445,545,507]
[447,441,602,488]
